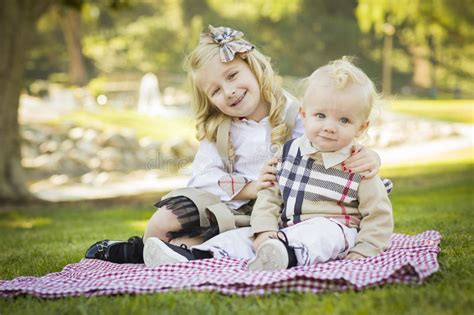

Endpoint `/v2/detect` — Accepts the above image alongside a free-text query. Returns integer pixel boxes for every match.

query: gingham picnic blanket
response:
[0,231,440,298]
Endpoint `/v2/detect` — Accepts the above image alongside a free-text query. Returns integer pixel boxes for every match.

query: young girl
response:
[85,26,382,264]
[143,57,393,270]
[141,28,385,264]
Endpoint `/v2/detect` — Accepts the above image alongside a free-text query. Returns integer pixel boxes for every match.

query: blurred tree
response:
[60,0,87,86]
[267,0,368,76]
[206,0,302,21]
[0,0,54,202]
[356,0,474,95]
[0,0,134,202]
[82,0,191,79]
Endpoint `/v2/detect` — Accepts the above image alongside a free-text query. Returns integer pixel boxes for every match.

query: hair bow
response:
[208,26,254,63]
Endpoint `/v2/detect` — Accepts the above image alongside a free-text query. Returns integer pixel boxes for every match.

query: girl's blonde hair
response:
[184,28,290,149]
[304,56,379,119]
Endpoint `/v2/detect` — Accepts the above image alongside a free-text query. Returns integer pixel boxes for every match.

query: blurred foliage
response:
[357,0,474,95]
[25,0,473,97]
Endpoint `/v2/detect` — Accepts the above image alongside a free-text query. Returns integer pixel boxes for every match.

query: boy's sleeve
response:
[250,183,282,236]
[187,140,250,202]
[349,175,394,257]
[250,148,284,237]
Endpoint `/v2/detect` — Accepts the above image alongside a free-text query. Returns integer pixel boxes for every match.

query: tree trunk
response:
[0,0,53,202]
[61,6,87,86]
[409,45,431,90]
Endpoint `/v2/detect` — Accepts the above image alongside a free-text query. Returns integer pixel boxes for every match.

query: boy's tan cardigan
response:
[250,136,394,258]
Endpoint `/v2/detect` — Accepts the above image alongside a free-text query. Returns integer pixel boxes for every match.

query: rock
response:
[97,147,121,160]
[59,156,90,176]
[59,139,75,151]
[48,174,70,186]
[123,152,140,170]
[81,171,121,186]
[68,127,85,140]
[162,137,197,161]
[80,171,99,185]
[22,154,50,169]
[97,147,122,171]
[76,138,100,155]
[22,129,39,143]
[139,137,161,150]
[21,143,38,159]
[98,131,127,149]
[39,140,59,154]
[93,172,110,186]
[83,128,98,142]
[87,157,101,170]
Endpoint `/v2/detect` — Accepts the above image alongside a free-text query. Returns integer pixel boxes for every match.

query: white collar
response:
[298,135,354,169]
[233,116,269,125]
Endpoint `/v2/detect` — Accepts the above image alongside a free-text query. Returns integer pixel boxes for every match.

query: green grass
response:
[387,99,474,124]
[49,108,196,142]
[1,158,473,314]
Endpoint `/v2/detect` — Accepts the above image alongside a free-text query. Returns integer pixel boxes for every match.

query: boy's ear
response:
[356,120,370,137]
[299,106,306,118]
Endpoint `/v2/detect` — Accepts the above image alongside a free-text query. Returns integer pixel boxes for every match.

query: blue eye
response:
[340,118,350,124]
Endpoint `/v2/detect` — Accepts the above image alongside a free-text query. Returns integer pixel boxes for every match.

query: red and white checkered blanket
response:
[0,231,441,298]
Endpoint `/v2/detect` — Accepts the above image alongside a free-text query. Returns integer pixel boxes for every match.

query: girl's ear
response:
[356,120,370,137]
[239,52,248,60]
[299,106,306,118]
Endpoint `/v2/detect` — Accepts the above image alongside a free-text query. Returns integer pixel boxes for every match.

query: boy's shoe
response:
[247,232,297,271]
[85,236,144,264]
[143,237,194,267]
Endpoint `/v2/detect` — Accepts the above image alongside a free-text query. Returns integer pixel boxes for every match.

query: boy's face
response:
[193,54,268,122]
[300,83,369,152]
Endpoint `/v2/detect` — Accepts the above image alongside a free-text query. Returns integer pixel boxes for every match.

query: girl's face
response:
[193,54,269,121]
[300,83,369,152]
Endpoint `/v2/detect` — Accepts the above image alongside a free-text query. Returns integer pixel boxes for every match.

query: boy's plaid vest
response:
[277,138,363,228]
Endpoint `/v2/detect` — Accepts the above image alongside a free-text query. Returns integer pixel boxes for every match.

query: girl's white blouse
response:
[187,99,304,209]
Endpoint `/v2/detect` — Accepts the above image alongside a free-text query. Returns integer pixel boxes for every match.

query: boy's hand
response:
[342,145,380,179]
[252,231,277,251]
[344,252,365,260]
[255,158,278,190]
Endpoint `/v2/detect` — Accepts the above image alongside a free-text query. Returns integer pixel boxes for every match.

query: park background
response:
[0,0,473,314]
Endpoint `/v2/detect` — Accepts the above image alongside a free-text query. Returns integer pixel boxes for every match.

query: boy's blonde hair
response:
[303,56,379,119]
[184,28,290,149]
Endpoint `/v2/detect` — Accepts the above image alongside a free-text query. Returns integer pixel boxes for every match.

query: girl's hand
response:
[341,145,380,179]
[344,252,365,260]
[255,158,278,190]
[252,231,277,251]
[234,158,278,200]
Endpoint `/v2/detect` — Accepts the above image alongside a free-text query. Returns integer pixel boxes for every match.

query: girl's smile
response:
[230,91,247,107]
[194,55,269,121]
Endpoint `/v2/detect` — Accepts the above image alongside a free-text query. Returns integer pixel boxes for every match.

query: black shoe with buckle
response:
[85,236,144,264]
